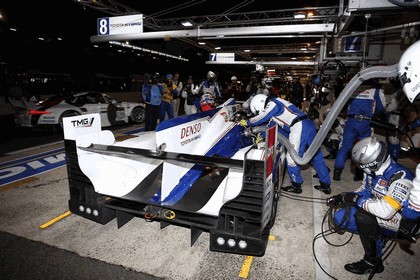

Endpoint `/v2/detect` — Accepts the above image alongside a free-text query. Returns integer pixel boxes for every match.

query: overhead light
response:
[300,48,307,51]
[181,21,194,27]
[57,37,63,41]
[307,11,314,18]
[38,37,45,41]
[244,49,251,52]
[10,28,17,32]
[214,46,221,50]
[291,57,297,60]
[293,12,306,19]
[198,42,206,45]
[109,41,188,61]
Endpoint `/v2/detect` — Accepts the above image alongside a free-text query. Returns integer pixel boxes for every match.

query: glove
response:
[255,133,264,144]
[326,192,359,207]
[239,119,248,127]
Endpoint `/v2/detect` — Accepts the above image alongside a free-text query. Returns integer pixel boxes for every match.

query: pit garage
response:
[1,1,420,279]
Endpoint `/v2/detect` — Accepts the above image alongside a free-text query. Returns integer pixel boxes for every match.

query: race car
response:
[63,100,286,256]
[9,91,145,130]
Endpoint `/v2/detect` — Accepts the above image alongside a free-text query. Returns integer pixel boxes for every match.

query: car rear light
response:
[29,109,51,115]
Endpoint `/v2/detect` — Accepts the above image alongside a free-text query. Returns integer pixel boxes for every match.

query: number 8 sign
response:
[97,18,110,35]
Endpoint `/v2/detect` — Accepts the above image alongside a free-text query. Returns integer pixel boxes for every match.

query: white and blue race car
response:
[63,99,285,256]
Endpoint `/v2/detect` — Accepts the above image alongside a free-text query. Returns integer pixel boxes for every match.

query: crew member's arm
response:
[247,101,281,126]
[357,176,414,220]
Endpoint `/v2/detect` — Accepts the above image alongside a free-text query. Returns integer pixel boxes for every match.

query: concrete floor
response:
[1,127,419,280]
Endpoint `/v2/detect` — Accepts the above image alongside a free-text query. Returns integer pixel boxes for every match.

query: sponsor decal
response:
[411,81,420,93]
[265,126,276,178]
[181,135,201,146]
[360,160,378,169]
[71,117,95,128]
[180,123,201,139]
[374,178,387,194]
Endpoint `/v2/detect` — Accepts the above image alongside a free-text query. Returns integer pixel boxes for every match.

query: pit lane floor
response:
[0,127,419,280]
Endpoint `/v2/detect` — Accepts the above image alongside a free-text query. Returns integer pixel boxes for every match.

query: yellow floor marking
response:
[0,177,39,193]
[239,255,254,278]
[39,210,72,229]
[269,234,276,241]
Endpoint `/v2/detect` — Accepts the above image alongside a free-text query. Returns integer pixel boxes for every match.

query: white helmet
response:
[351,137,388,175]
[262,77,273,89]
[207,71,216,80]
[249,94,268,115]
[398,40,420,103]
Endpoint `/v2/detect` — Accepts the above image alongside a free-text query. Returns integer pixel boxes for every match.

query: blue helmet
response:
[166,74,173,80]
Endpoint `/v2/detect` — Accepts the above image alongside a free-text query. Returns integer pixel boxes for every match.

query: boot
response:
[314,182,331,195]
[345,234,384,275]
[353,167,364,181]
[344,259,384,275]
[281,183,302,194]
[333,168,342,181]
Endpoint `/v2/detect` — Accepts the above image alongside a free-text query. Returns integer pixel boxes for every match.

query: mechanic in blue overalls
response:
[327,136,418,275]
[240,94,332,194]
[333,80,386,181]
[197,71,221,110]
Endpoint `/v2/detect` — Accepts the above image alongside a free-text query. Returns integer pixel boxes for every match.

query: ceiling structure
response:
[0,0,418,82]
[73,0,420,80]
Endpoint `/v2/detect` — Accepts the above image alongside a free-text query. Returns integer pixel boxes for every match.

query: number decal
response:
[97,18,109,35]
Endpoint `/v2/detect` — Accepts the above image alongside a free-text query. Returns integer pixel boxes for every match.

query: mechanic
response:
[241,94,332,194]
[160,74,179,121]
[142,72,164,131]
[327,136,419,275]
[181,76,199,115]
[333,79,386,181]
[197,71,221,108]
[172,72,183,117]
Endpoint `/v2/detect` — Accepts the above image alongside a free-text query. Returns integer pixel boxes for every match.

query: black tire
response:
[59,111,80,130]
[131,106,145,123]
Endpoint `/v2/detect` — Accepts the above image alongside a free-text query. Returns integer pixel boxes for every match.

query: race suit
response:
[245,97,331,186]
[334,87,386,170]
[334,158,418,260]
